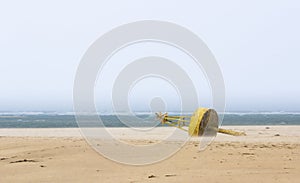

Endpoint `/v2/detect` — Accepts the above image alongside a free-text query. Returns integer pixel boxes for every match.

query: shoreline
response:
[0,125,300,142]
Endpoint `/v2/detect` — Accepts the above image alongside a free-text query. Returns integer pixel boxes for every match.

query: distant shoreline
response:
[0,126,299,143]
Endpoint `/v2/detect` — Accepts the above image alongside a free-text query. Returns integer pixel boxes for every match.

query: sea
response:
[0,112,299,128]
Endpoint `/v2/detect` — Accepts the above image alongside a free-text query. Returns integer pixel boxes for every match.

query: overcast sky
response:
[0,0,299,112]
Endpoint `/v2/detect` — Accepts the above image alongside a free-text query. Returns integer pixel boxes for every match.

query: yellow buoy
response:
[156,108,245,137]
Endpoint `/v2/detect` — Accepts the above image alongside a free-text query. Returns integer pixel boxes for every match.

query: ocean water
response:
[0,112,299,128]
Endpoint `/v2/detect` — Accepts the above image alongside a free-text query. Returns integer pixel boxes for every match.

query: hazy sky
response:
[0,0,299,112]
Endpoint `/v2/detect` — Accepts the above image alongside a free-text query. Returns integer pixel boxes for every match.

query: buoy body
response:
[156,107,245,137]
[188,108,219,137]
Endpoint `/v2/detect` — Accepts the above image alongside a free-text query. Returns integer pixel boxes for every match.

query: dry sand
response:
[0,126,299,183]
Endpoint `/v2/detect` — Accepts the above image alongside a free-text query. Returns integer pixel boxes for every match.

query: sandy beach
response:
[0,126,299,183]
